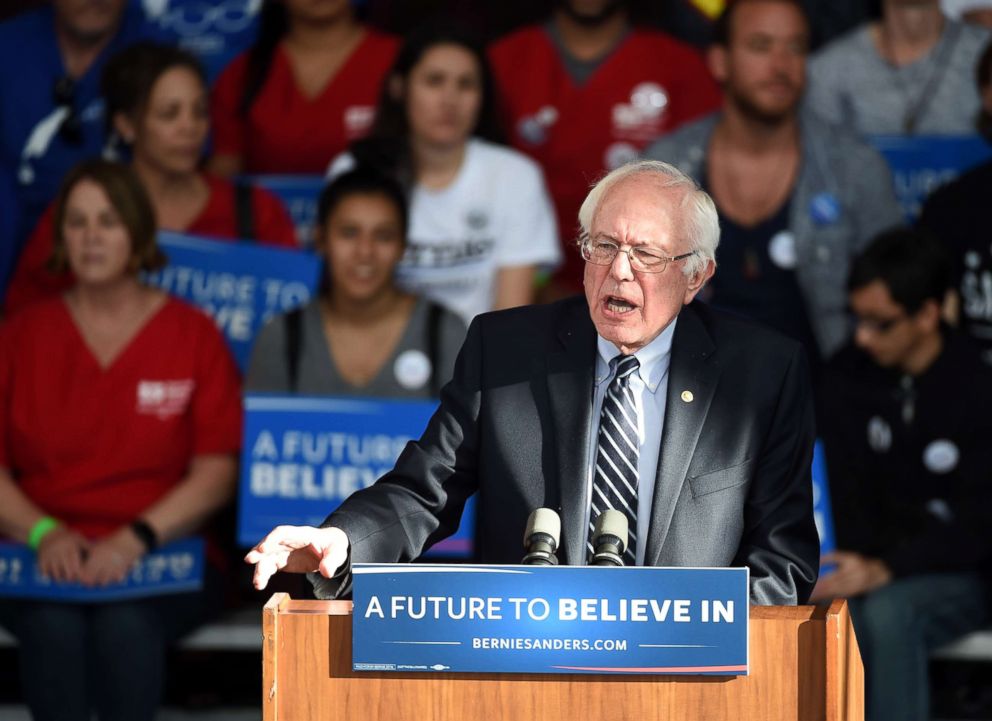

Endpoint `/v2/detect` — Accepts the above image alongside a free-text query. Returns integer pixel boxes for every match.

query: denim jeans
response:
[0,570,222,721]
[847,572,989,721]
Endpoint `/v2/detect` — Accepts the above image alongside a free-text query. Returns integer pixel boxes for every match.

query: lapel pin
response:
[681,390,694,403]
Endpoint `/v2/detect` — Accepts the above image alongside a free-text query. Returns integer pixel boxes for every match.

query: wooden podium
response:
[262,594,862,721]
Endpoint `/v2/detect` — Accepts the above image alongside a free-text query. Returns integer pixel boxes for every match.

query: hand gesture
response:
[244,525,349,591]
[37,526,89,583]
[80,526,145,587]
[809,550,892,602]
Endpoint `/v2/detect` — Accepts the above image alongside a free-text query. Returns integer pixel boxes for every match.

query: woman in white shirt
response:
[328,22,560,324]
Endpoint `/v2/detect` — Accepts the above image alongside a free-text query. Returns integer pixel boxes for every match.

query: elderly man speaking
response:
[246,160,819,605]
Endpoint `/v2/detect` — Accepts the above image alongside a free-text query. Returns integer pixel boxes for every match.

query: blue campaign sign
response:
[247,175,325,248]
[811,440,837,574]
[237,394,476,558]
[137,0,262,83]
[0,538,204,602]
[145,231,321,369]
[869,135,992,220]
[352,564,749,675]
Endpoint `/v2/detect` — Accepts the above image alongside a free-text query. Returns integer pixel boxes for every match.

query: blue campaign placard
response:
[811,440,837,574]
[237,394,476,558]
[247,175,326,248]
[869,135,992,220]
[0,538,204,602]
[145,231,322,369]
[352,565,749,675]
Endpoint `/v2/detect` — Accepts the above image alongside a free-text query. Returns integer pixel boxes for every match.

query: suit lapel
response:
[546,301,597,566]
[645,304,720,566]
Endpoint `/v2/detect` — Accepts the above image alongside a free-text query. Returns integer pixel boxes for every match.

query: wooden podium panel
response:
[262,595,862,721]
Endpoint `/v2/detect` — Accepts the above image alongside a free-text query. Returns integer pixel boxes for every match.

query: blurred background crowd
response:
[1,0,991,719]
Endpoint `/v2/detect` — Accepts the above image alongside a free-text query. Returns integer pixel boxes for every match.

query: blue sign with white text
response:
[870,135,992,220]
[352,564,749,675]
[237,394,476,557]
[247,175,325,248]
[0,538,204,602]
[137,0,261,83]
[145,232,321,369]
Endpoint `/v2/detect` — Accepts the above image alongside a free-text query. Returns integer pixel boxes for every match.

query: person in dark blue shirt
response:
[0,0,158,273]
[815,227,992,721]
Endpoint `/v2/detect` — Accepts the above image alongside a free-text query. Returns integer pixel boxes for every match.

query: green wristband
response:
[27,516,59,550]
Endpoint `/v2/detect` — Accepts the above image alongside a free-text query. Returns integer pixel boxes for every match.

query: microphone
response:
[521,508,560,566]
[590,510,628,567]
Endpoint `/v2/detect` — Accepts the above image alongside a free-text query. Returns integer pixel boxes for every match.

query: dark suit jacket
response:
[314,297,819,604]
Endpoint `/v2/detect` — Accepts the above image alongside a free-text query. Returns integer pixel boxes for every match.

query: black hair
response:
[848,227,950,315]
[977,39,992,141]
[317,166,409,239]
[238,1,365,116]
[102,41,207,133]
[349,19,504,188]
[712,0,809,47]
[239,0,290,116]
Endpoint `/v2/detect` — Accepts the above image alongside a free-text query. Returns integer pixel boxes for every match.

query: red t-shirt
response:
[0,296,242,540]
[4,174,298,315]
[488,27,722,289]
[211,30,399,173]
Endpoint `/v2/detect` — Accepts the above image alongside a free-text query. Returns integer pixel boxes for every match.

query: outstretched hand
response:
[244,525,349,590]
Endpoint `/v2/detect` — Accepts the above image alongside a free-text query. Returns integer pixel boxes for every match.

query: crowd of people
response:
[1,0,991,719]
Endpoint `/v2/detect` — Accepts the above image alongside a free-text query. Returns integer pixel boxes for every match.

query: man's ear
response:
[707,45,729,84]
[684,259,716,304]
[113,112,136,144]
[915,298,942,333]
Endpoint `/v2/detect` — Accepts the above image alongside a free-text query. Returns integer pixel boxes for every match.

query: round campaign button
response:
[394,350,432,390]
[604,142,638,170]
[809,193,841,226]
[923,439,959,474]
[768,231,798,270]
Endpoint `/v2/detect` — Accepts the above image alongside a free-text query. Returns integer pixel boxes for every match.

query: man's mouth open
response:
[605,296,637,314]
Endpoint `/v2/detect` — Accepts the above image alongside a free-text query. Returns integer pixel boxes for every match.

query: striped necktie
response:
[588,354,640,565]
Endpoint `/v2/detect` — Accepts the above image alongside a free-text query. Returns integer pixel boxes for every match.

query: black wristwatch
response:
[130,519,159,552]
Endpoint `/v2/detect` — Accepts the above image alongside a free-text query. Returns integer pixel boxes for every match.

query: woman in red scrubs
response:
[0,159,242,721]
[209,0,398,176]
[5,42,298,315]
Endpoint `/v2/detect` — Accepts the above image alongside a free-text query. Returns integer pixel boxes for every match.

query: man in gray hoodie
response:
[643,0,903,361]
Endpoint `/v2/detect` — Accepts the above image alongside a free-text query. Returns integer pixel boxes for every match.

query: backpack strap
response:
[234,181,255,242]
[426,302,443,397]
[283,308,303,392]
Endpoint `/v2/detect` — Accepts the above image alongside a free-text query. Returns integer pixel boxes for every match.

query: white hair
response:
[577,159,719,277]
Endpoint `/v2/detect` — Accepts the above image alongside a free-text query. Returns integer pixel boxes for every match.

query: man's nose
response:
[609,248,635,281]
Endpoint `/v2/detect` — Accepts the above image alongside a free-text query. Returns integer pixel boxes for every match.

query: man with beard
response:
[488,0,721,295]
[0,0,157,302]
[644,0,903,363]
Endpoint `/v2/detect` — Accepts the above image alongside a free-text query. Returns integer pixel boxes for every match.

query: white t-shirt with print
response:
[328,138,561,324]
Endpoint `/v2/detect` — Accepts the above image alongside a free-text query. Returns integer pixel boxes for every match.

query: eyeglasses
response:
[52,76,83,146]
[579,235,695,273]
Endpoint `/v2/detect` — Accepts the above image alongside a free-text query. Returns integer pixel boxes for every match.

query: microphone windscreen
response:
[523,507,561,547]
[593,509,628,552]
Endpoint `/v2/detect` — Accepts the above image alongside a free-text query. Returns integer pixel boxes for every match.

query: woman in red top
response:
[208,0,398,176]
[5,42,297,315]
[0,160,242,721]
